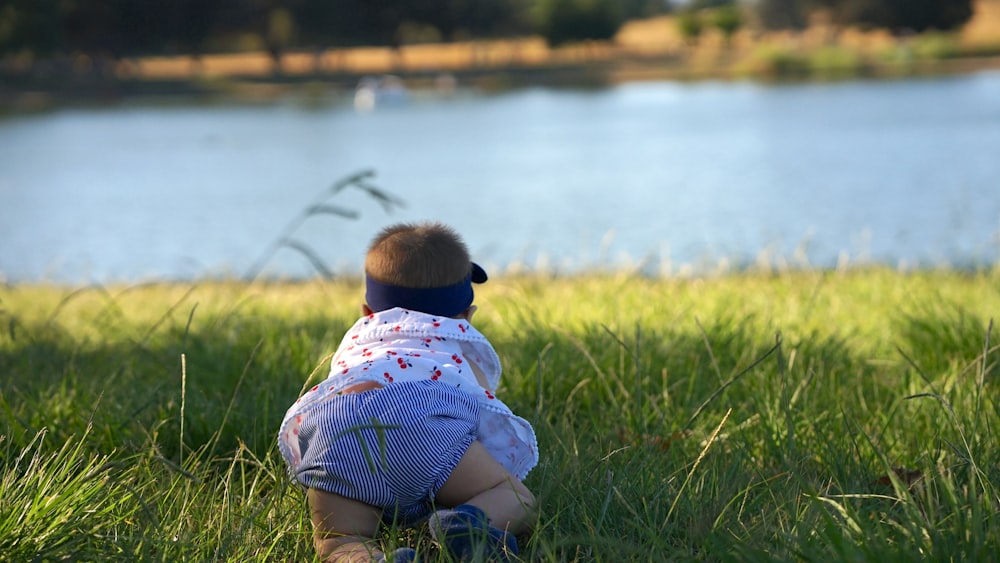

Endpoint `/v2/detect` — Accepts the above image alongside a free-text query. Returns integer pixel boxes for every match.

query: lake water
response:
[2,72,1000,284]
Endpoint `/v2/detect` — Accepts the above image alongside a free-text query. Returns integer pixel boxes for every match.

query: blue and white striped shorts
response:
[293,380,479,522]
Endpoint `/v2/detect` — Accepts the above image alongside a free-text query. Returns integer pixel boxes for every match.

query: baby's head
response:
[364,222,487,318]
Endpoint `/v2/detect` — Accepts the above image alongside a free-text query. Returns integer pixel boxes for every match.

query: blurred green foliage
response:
[677,10,705,45]
[711,5,744,44]
[0,0,977,63]
[533,0,624,46]
[0,0,665,61]
[810,0,973,33]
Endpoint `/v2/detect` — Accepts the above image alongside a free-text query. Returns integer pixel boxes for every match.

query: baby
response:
[278,222,538,562]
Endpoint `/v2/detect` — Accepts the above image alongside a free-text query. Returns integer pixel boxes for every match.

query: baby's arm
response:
[467,359,493,393]
[308,488,383,562]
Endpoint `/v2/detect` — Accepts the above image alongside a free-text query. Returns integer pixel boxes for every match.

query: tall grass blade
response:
[305,204,360,219]
[665,408,731,525]
[281,238,335,279]
[243,169,404,281]
[683,337,779,430]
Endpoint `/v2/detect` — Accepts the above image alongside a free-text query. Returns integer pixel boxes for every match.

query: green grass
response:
[2,268,999,561]
[735,31,1000,81]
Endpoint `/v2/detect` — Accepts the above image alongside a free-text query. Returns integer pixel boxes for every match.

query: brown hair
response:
[364,222,472,288]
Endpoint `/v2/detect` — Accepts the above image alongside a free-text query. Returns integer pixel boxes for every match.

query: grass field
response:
[1,268,998,561]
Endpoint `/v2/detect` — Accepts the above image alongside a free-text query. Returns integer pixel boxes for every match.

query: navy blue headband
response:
[366,263,488,317]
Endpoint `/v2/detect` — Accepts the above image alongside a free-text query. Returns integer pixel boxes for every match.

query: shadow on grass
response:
[0,304,350,463]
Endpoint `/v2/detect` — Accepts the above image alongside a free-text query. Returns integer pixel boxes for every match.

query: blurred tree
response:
[711,4,743,45]
[676,9,704,45]
[203,0,305,73]
[61,0,181,62]
[755,0,809,31]
[294,0,528,52]
[619,0,673,19]
[266,7,296,60]
[534,0,625,46]
[407,0,473,41]
[402,0,532,41]
[464,0,536,38]
[813,0,973,33]
[1,0,976,66]
[61,0,231,59]
[302,0,407,47]
[689,0,735,9]
[0,0,62,58]
[161,0,230,56]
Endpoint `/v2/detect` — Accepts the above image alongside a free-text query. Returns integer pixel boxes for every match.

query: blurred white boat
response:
[354,75,408,112]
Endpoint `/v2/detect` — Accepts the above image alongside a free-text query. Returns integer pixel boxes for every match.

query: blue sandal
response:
[376,546,418,562]
[429,504,518,561]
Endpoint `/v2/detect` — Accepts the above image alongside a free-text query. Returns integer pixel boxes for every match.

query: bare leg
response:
[308,488,384,562]
[435,440,537,534]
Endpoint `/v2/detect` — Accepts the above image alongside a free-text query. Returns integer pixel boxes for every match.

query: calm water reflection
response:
[1,72,999,283]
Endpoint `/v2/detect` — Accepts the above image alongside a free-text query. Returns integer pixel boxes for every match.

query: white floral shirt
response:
[280,307,538,480]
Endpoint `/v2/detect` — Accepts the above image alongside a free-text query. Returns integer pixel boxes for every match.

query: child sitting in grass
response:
[278,221,538,562]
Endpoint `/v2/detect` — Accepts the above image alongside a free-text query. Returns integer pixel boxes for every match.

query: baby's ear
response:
[362,304,374,315]
[462,305,478,321]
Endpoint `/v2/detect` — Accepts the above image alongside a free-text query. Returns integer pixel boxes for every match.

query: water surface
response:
[1,72,999,283]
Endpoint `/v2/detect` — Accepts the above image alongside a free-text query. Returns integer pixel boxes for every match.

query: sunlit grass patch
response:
[0,429,145,560]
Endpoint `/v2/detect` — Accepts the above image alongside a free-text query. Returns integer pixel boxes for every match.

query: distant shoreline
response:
[4,51,1000,113]
[5,2,1000,111]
